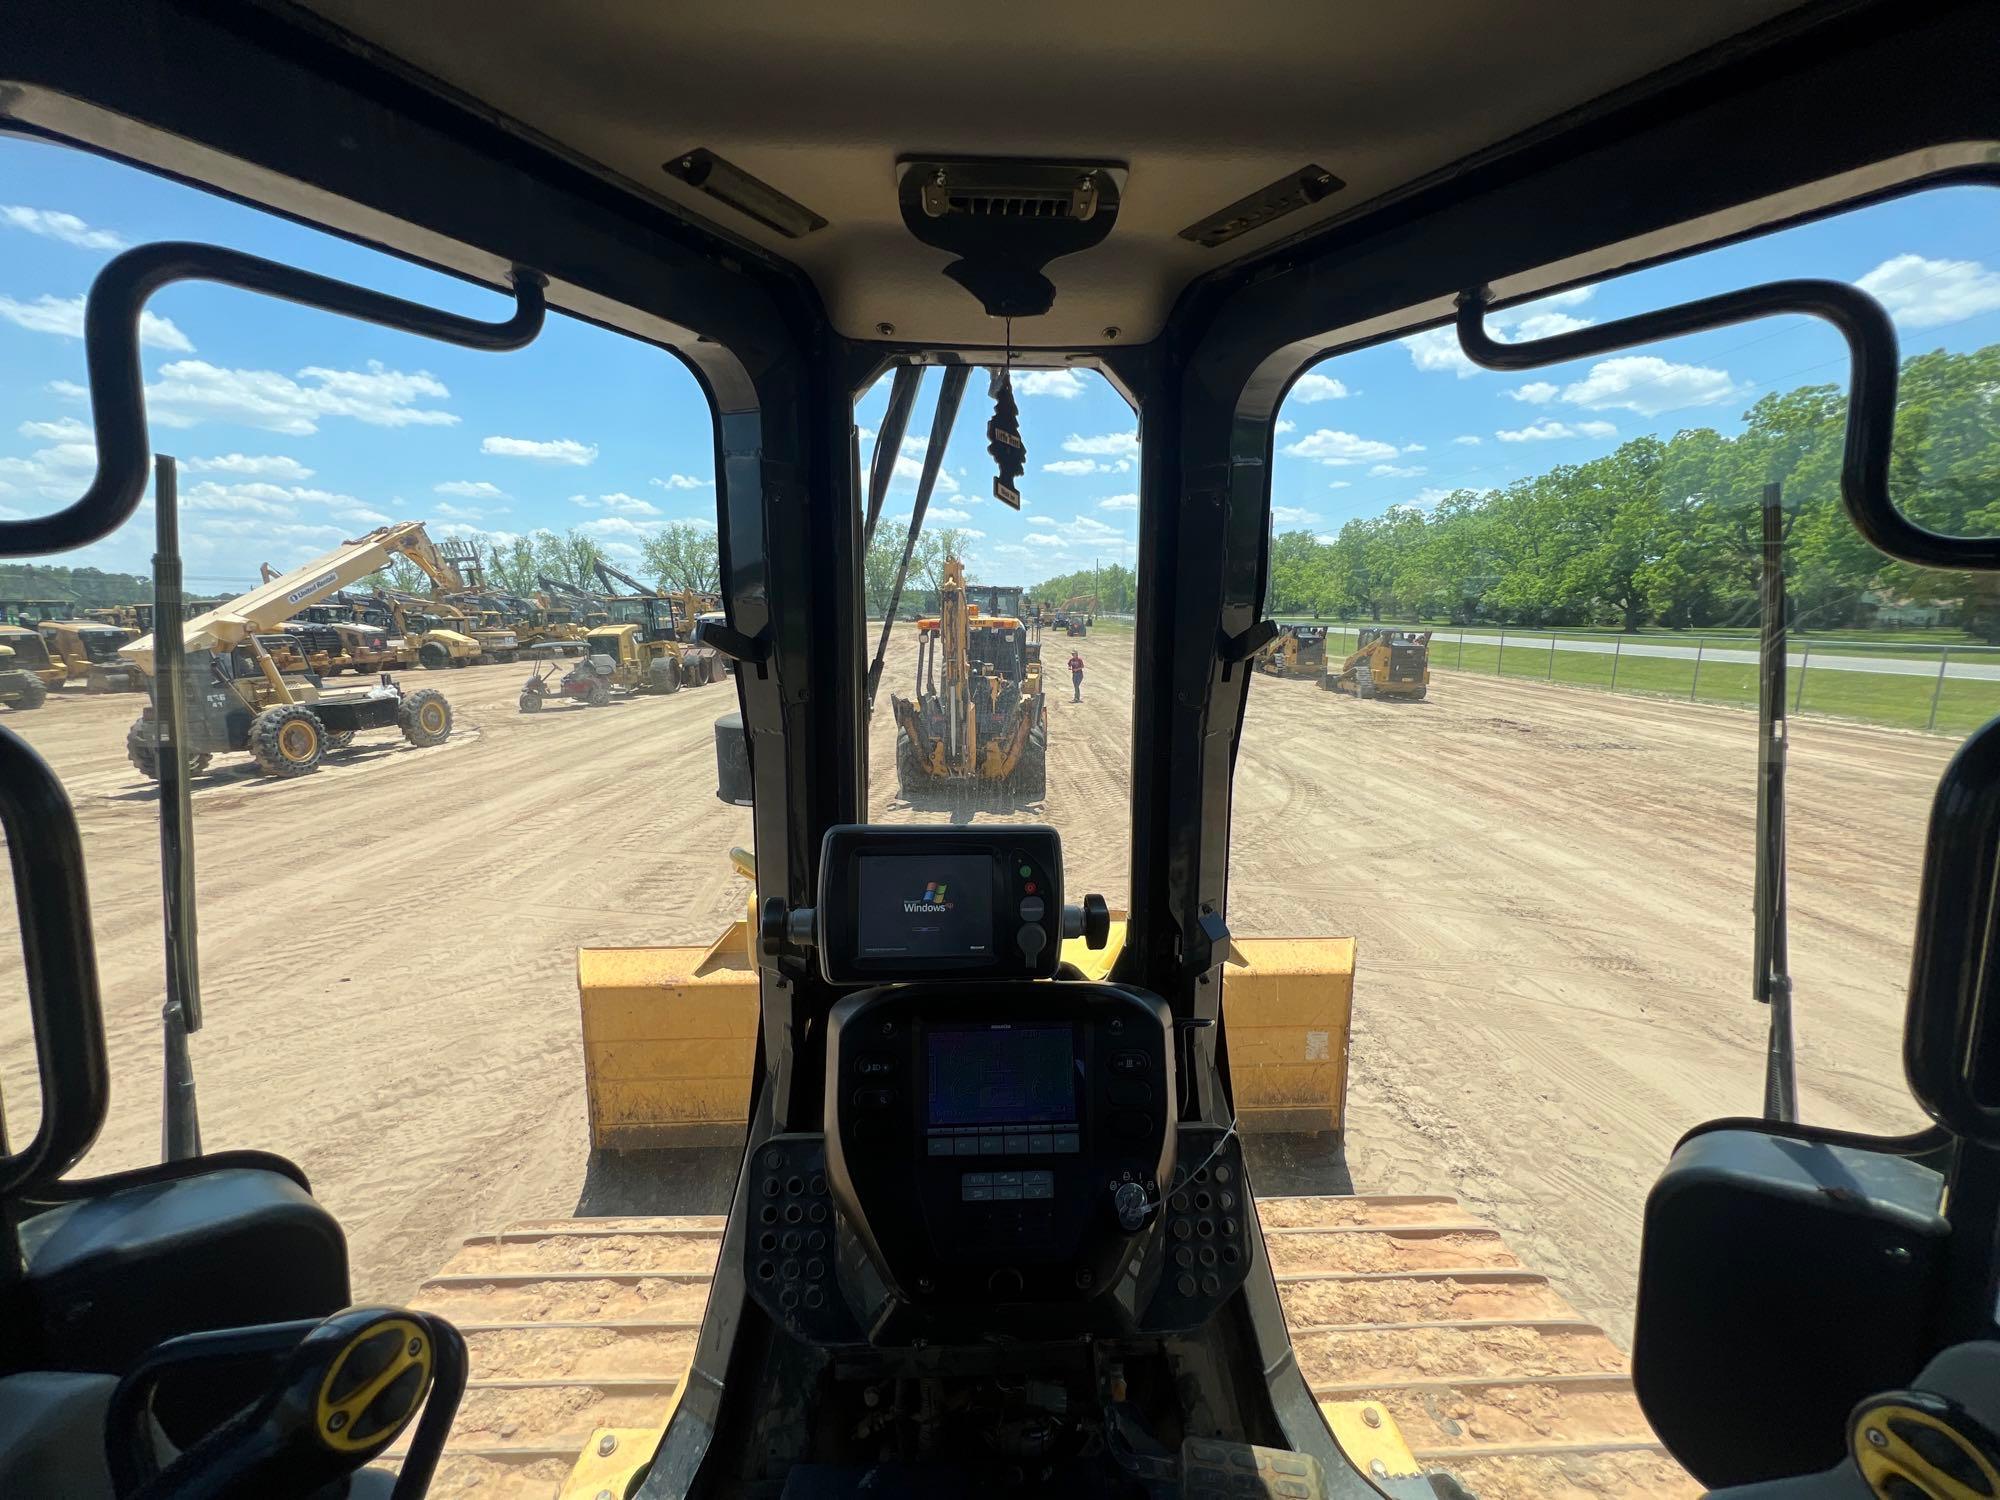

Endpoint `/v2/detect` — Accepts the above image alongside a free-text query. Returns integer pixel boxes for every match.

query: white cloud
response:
[186,452,315,481]
[1024,531,1065,547]
[1015,370,1088,399]
[1275,419,1296,435]
[1512,312,1594,341]
[1410,488,1453,509]
[576,515,661,540]
[1402,443,1427,453]
[1400,289,1598,377]
[1,205,128,251]
[434,500,485,519]
[1061,431,1139,459]
[1452,434,1483,446]
[652,473,712,490]
[434,479,506,499]
[1098,493,1139,511]
[482,435,597,465]
[892,453,959,494]
[1284,430,1400,466]
[1507,381,1560,404]
[146,359,454,434]
[1560,356,1734,416]
[0,293,192,351]
[926,505,974,521]
[18,416,89,442]
[1856,253,2000,329]
[1271,505,1320,524]
[0,433,98,499]
[1496,419,1619,442]
[1369,463,1426,478]
[1291,372,1348,403]
[1043,459,1108,476]
[570,491,661,516]
[1067,514,1127,542]
[1327,480,1352,490]
[180,481,391,528]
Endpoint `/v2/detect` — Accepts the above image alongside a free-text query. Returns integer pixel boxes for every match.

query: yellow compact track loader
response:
[7,9,2000,1500]
[1326,628,1432,701]
[1258,625,1330,679]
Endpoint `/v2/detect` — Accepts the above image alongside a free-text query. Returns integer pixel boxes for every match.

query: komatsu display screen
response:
[926,1024,1076,1127]
[855,853,993,960]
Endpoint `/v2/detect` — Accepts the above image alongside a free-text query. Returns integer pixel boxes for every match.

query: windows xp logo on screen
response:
[904,881,955,914]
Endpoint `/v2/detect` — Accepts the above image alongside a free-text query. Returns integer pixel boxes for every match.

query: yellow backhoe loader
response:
[121,523,457,778]
[889,557,1046,800]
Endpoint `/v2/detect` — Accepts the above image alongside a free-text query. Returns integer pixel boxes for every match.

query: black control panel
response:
[825,983,1174,1314]
[815,825,1065,983]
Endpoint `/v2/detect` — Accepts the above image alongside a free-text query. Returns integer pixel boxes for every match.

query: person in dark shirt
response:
[1067,649,1084,703]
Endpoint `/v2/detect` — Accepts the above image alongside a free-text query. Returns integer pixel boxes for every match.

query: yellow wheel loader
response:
[7,11,1997,1500]
[889,557,1047,801]
[1325,628,1432,701]
[0,641,49,711]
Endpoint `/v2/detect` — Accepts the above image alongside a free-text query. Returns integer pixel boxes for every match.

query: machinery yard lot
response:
[0,623,1944,1344]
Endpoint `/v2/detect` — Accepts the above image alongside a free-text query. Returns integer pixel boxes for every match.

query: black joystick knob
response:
[1113,1180,1153,1234]
[1082,894,1111,950]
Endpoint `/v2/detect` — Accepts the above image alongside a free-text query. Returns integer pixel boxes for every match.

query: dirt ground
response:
[0,625,1946,1345]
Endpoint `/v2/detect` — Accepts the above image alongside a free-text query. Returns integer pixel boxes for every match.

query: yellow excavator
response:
[121,523,457,778]
[6,9,1999,1500]
[889,557,1047,800]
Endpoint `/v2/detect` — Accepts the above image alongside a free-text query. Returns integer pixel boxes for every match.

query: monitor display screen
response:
[856,853,992,960]
[926,1024,1075,1127]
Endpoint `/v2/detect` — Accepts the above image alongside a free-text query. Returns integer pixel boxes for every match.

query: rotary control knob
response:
[1112,1180,1153,1234]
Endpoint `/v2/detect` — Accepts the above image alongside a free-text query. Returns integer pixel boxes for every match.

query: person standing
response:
[1067,648,1085,703]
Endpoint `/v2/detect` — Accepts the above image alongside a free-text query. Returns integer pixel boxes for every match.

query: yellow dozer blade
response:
[579,925,1353,1149]
[394,1195,1690,1498]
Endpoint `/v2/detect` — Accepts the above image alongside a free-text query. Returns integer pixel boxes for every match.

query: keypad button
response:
[1029,1135,1053,1154]
[979,1136,1003,1155]
[928,1136,953,1157]
[1053,1132,1081,1153]
[995,1185,1023,1201]
[953,1137,980,1156]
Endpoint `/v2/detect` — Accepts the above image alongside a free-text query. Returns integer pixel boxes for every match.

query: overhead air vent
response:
[899,159,1123,320]
[663,148,827,239]
[1180,165,1345,249]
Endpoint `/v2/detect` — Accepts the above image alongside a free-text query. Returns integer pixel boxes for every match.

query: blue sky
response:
[2,134,1997,592]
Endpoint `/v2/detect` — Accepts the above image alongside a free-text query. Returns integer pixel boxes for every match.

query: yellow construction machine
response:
[889,557,1046,800]
[0,621,65,689]
[121,523,457,778]
[520,602,726,709]
[373,590,484,669]
[38,618,143,691]
[1256,624,1329,679]
[1325,627,1432,701]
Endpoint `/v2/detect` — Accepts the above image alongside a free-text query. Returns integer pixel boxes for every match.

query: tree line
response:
[1269,342,2000,637]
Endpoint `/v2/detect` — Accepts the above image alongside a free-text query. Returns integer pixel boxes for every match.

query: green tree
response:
[534,528,603,589]
[642,522,720,594]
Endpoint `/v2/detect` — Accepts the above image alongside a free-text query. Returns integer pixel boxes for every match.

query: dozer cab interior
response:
[6,4,2000,1500]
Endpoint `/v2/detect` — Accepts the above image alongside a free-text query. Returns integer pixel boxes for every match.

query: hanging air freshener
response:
[987,365,1025,510]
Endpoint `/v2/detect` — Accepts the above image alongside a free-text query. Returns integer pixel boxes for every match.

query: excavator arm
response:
[122,522,446,676]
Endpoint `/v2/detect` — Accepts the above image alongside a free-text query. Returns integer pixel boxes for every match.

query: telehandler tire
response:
[124,719,213,780]
[323,729,356,750]
[250,705,326,778]
[419,641,449,670]
[399,688,453,746]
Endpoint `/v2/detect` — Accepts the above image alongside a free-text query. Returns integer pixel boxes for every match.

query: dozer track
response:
[394,1198,1690,1499]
